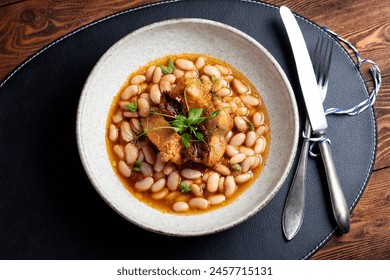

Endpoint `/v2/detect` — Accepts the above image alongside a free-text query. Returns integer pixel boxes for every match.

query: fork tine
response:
[312,36,333,101]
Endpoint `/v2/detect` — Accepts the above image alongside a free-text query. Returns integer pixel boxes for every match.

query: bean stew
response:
[106,53,270,214]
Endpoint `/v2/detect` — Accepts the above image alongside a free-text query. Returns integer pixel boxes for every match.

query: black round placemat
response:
[0,0,376,259]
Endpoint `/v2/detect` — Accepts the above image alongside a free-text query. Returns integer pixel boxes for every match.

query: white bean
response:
[256,124,268,136]
[252,154,262,169]
[202,173,210,182]
[229,133,246,147]
[151,188,169,200]
[145,65,156,82]
[150,84,161,104]
[254,137,266,154]
[173,68,184,79]
[118,160,131,178]
[203,65,221,79]
[231,78,249,94]
[167,171,180,191]
[236,106,248,116]
[252,112,264,127]
[208,194,226,205]
[153,152,165,172]
[234,116,249,131]
[181,169,202,180]
[207,173,220,193]
[218,176,225,193]
[241,95,260,107]
[140,162,153,177]
[130,118,141,134]
[195,56,206,70]
[188,198,209,210]
[239,146,255,157]
[241,157,255,173]
[163,162,174,175]
[153,172,165,181]
[113,145,124,160]
[124,143,138,165]
[140,93,151,104]
[134,176,154,191]
[142,146,156,165]
[130,75,146,85]
[214,64,230,76]
[245,131,257,147]
[225,131,233,142]
[112,110,123,124]
[108,124,118,142]
[121,84,139,100]
[151,178,166,192]
[173,201,190,212]
[120,121,134,142]
[213,163,231,176]
[230,153,246,165]
[216,87,231,97]
[137,150,145,162]
[226,145,239,157]
[191,184,203,197]
[159,80,171,93]
[235,173,252,184]
[165,191,180,201]
[224,176,237,198]
[123,111,138,118]
[175,59,194,70]
[184,69,198,79]
[161,74,176,84]
[137,98,150,117]
[152,66,162,84]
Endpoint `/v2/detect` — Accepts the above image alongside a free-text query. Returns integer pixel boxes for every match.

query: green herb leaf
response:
[194,131,204,140]
[127,100,138,112]
[168,58,174,71]
[133,160,142,171]
[232,164,242,171]
[210,110,220,118]
[211,74,217,83]
[245,119,255,131]
[160,58,175,74]
[181,133,192,148]
[180,182,193,193]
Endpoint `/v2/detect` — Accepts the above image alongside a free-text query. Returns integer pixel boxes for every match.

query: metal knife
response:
[280,6,350,235]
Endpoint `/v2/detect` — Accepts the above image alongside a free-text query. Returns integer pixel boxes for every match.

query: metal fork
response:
[283,36,335,240]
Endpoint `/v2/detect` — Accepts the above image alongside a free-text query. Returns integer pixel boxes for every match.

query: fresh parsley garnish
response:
[180,182,192,193]
[171,108,220,148]
[245,119,255,131]
[211,74,217,83]
[133,160,142,171]
[232,164,242,171]
[127,100,138,112]
[160,58,175,74]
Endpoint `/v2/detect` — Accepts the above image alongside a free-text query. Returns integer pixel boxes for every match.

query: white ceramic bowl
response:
[76,18,299,236]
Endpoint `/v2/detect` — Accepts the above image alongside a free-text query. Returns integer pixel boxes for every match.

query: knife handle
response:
[318,137,350,233]
[282,118,311,240]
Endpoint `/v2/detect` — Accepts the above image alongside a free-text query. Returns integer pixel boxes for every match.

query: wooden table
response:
[0,0,388,259]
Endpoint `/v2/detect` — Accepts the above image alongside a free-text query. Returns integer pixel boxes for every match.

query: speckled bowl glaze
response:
[76,19,299,236]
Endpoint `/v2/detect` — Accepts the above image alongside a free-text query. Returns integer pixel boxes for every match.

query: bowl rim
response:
[76,18,299,236]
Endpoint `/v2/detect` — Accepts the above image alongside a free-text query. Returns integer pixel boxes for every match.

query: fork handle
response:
[318,136,350,233]
[282,118,311,240]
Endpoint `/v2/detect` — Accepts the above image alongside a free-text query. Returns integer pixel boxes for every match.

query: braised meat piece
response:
[141,115,185,165]
[143,77,232,167]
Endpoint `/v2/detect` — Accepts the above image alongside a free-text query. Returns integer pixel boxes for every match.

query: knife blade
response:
[279,6,327,133]
[280,6,350,234]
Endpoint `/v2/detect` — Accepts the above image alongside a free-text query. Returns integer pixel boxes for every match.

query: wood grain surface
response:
[0,0,388,259]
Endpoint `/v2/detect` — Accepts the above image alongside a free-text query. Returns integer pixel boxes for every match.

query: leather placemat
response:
[0,0,376,259]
